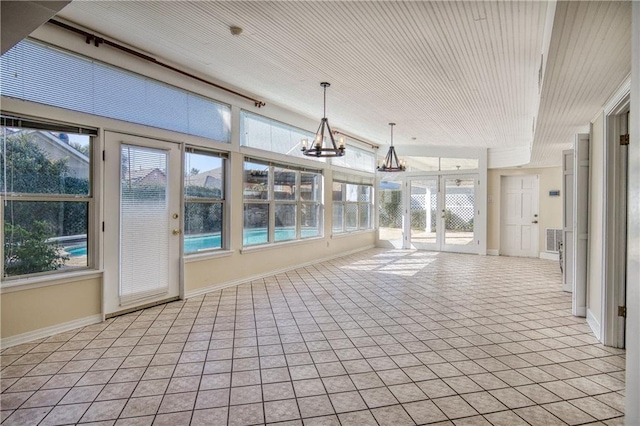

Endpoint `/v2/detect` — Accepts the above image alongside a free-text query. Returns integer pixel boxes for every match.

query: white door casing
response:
[573,133,589,317]
[563,149,574,292]
[104,132,182,316]
[500,175,539,257]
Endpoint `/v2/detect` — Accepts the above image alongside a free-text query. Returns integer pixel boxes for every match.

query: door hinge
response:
[618,306,627,317]
[102,222,105,232]
[102,150,106,161]
[620,135,630,146]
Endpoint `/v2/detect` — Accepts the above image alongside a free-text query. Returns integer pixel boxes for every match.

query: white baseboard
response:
[185,245,375,299]
[1,314,102,349]
[587,309,602,341]
[487,249,499,256]
[539,252,560,261]
[562,282,572,293]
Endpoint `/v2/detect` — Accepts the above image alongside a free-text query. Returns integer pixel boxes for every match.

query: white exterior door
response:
[500,175,539,257]
[408,177,439,250]
[104,132,182,316]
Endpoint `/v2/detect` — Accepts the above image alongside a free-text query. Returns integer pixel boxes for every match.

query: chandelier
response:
[301,82,345,157]
[377,123,406,172]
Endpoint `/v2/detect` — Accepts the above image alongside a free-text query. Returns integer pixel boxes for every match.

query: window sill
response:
[184,249,234,263]
[241,236,324,254]
[332,229,375,239]
[1,269,104,294]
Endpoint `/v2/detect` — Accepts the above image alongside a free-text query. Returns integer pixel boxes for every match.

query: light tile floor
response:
[0,249,626,425]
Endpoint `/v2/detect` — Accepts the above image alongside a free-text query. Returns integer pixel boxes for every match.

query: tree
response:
[4,221,69,276]
[1,130,84,276]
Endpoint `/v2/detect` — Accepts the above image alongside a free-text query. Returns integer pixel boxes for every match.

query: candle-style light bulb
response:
[301,138,308,150]
[339,135,345,149]
[315,135,322,149]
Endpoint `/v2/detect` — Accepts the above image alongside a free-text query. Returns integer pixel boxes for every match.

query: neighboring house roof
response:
[186,168,222,189]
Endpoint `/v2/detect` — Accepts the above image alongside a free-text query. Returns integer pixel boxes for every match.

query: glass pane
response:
[244,162,269,200]
[301,203,321,238]
[444,177,475,245]
[332,204,344,233]
[346,184,358,202]
[273,167,296,200]
[244,203,269,245]
[345,204,358,231]
[358,185,372,203]
[184,152,223,199]
[120,145,169,300]
[184,202,223,253]
[359,204,371,229]
[3,200,88,277]
[440,158,479,171]
[378,180,403,248]
[331,144,375,172]
[1,127,90,195]
[404,156,439,171]
[332,182,343,202]
[300,172,321,201]
[410,179,438,247]
[275,204,296,242]
[240,111,321,161]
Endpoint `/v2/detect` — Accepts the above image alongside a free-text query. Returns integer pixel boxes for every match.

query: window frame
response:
[243,158,323,247]
[183,147,227,255]
[332,181,374,234]
[1,118,96,281]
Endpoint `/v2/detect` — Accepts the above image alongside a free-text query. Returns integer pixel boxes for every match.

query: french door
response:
[104,132,182,316]
[406,174,477,253]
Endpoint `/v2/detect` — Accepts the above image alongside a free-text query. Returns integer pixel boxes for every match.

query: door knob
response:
[532,220,538,224]
[172,229,181,235]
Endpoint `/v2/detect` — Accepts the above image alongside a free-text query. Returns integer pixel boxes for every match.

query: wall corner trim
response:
[539,252,560,261]
[186,245,375,299]
[587,309,602,341]
[1,314,102,349]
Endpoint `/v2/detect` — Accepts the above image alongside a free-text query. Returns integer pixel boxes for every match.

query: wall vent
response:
[546,228,563,253]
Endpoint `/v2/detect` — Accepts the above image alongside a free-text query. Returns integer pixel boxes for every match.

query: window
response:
[1,39,231,142]
[183,148,226,253]
[243,159,322,246]
[331,143,376,172]
[1,121,94,279]
[240,111,321,161]
[333,181,374,233]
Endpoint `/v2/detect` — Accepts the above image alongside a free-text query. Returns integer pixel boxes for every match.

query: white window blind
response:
[1,39,231,142]
[119,144,169,304]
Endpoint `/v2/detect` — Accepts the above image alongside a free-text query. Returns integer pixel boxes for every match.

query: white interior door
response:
[500,175,539,257]
[563,150,574,292]
[573,133,589,317]
[104,132,182,316]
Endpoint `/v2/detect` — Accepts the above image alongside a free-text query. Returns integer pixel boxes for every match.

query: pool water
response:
[65,228,320,257]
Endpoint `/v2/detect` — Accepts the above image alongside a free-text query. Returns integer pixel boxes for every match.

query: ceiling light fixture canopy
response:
[377,123,406,172]
[301,82,345,157]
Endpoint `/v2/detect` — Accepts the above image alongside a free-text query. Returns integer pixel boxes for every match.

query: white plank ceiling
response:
[55,1,630,167]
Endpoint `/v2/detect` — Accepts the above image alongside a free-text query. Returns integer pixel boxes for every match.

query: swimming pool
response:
[65,227,320,257]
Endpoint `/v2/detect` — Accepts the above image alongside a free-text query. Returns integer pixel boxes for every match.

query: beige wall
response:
[588,113,605,325]
[487,167,563,254]
[1,278,101,338]
[185,233,374,293]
